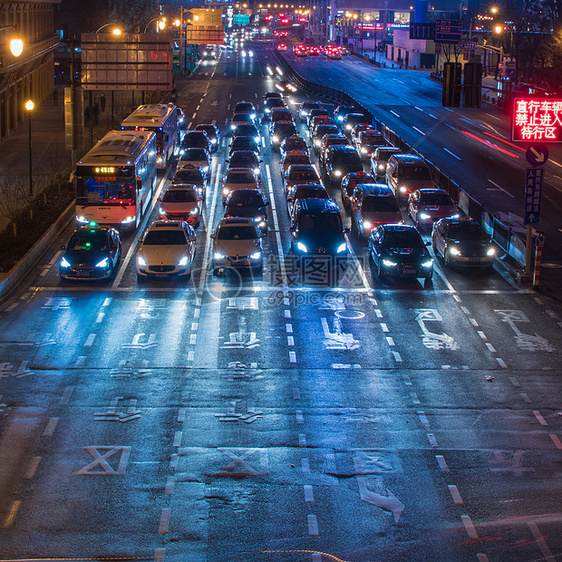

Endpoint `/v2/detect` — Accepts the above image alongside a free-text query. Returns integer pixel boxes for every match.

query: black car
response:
[232,124,260,142]
[432,216,496,269]
[271,121,298,150]
[227,150,262,175]
[224,189,269,232]
[333,105,357,125]
[280,135,309,159]
[290,198,349,257]
[173,164,208,199]
[368,224,433,283]
[59,224,121,281]
[195,124,220,152]
[324,145,364,186]
[263,97,286,118]
[181,130,211,152]
[229,136,261,156]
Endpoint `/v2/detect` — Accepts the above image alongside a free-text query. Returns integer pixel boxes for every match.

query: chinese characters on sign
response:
[512,98,562,142]
[524,168,543,224]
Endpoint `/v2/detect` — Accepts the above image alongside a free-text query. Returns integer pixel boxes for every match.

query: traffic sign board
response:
[459,41,477,50]
[409,23,435,40]
[513,98,562,142]
[435,19,462,43]
[524,168,543,224]
[525,144,549,166]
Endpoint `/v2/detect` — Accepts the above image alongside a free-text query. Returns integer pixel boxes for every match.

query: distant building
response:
[0,0,60,143]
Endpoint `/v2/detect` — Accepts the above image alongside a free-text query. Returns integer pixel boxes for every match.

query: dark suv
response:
[324,145,364,186]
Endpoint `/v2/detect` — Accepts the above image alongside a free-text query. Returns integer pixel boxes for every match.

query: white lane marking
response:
[488,179,515,198]
[173,431,182,447]
[485,112,501,120]
[392,351,402,362]
[293,387,301,399]
[496,357,507,368]
[159,508,171,534]
[411,392,420,405]
[307,514,319,536]
[286,323,293,333]
[96,312,104,323]
[390,110,400,118]
[299,434,307,446]
[375,309,383,318]
[296,410,304,424]
[381,323,389,332]
[427,113,438,120]
[469,318,479,327]
[443,147,461,161]
[25,456,41,479]
[417,411,429,427]
[436,455,449,472]
[165,476,175,496]
[74,356,86,367]
[3,501,21,527]
[509,377,521,387]
[477,330,487,340]
[287,336,294,346]
[84,334,96,347]
[386,337,395,346]
[414,106,425,113]
[527,522,556,562]
[42,417,59,438]
[461,515,479,539]
[412,126,425,135]
[448,485,464,505]
[521,393,531,403]
[285,309,291,319]
[190,334,197,345]
[59,385,74,405]
[198,163,222,293]
[533,411,548,426]
[304,485,314,503]
[486,343,496,353]
[344,233,371,289]
[265,164,289,284]
[289,351,297,363]
[549,434,562,449]
[301,458,310,473]
[154,549,165,562]
[427,433,438,447]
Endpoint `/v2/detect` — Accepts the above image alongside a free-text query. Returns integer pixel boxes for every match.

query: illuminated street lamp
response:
[25,100,34,198]
[10,38,23,56]
[95,23,122,34]
[143,17,167,33]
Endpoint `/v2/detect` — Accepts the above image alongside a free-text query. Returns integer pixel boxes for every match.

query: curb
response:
[0,202,75,304]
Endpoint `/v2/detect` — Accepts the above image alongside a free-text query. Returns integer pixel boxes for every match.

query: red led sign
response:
[512,98,562,142]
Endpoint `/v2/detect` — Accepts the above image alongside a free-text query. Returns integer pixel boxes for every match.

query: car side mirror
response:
[265,200,270,206]
[210,233,216,239]
[137,237,142,243]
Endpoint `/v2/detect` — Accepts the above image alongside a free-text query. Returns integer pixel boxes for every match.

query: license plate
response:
[155,273,169,278]
[76,271,91,278]
[467,257,483,263]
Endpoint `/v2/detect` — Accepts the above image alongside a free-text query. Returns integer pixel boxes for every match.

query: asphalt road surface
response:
[0,45,561,562]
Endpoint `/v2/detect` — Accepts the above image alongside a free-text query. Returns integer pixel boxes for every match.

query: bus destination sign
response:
[512,98,562,142]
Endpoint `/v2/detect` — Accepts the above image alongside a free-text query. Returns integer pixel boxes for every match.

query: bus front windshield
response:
[76,177,137,205]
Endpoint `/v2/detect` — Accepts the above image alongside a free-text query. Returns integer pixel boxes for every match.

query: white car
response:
[158,184,202,228]
[221,168,261,205]
[136,221,196,281]
[211,218,265,274]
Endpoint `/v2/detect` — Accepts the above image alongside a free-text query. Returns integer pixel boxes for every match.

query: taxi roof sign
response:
[512,97,562,142]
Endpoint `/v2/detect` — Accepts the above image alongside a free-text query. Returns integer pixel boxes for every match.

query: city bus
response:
[120,103,179,169]
[74,129,157,229]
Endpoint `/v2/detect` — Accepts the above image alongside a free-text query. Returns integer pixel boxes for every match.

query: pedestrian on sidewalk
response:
[100,94,106,113]
[92,102,100,126]
[53,88,59,106]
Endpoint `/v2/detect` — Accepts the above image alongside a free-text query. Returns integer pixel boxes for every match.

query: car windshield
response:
[196,126,216,139]
[231,155,257,167]
[235,103,254,112]
[363,197,399,213]
[143,230,187,245]
[227,171,255,183]
[174,170,204,183]
[217,225,258,240]
[229,192,264,206]
[286,155,310,165]
[363,134,384,144]
[233,114,252,122]
[333,154,362,169]
[183,149,207,159]
[163,190,197,203]
[235,125,258,136]
[383,230,424,248]
[68,232,107,251]
[448,223,488,240]
[289,169,318,181]
[267,99,285,108]
[294,187,328,198]
[300,214,342,232]
[284,139,307,151]
[231,138,258,151]
[315,126,338,136]
[420,192,453,205]
[276,124,297,135]
[401,165,432,181]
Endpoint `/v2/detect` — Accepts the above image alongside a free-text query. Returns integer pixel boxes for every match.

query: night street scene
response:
[1,0,562,560]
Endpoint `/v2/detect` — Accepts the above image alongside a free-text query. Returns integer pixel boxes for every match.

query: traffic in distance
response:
[61,86,497,285]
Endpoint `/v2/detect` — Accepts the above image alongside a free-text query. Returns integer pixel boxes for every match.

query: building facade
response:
[0,0,60,143]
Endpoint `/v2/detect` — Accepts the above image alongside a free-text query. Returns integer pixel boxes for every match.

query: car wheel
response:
[377,264,385,280]
[137,274,145,284]
[424,275,433,288]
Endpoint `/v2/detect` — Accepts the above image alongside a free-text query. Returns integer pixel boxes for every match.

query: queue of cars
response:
[60,89,495,286]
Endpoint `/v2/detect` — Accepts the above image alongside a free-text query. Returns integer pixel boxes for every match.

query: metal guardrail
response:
[274,50,527,267]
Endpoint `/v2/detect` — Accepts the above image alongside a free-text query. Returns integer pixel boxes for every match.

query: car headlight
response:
[137,255,147,266]
[382,259,397,267]
[487,247,496,256]
[254,167,260,175]
[122,215,136,224]
[159,207,166,215]
[334,170,342,177]
[399,186,408,193]
[211,138,217,144]
[250,251,262,260]
[190,207,199,215]
[363,221,372,230]
[60,257,71,268]
[297,242,308,253]
[361,147,367,154]
[231,124,237,130]
[378,164,385,170]
[265,108,271,113]
[76,215,89,223]
[258,221,266,229]
[214,252,225,260]
[223,188,230,195]
[314,139,321,146]
[251,113,256,119]
[337,116,344,122]
[178,256,189,266]
[95,257,109,268]
[202,166,209,173]
[422,259,434,268]
[449,247,461,256]
[180,149,185,155]
[419,213,431,220]
[272,135,279,142]
[346,124,352,130]
[254,136,260,143]
[337,243,347,253]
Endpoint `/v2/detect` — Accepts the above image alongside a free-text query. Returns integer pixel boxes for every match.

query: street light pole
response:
[25,100,34,198]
